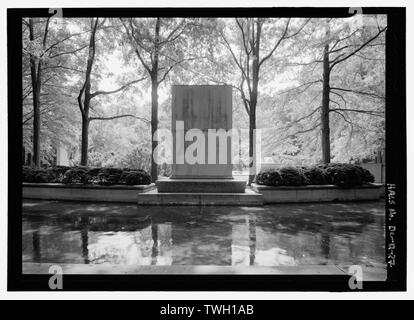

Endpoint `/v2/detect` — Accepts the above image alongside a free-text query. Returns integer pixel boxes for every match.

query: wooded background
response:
[22,17,386,182]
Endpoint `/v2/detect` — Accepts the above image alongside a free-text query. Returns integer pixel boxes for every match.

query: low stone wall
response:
[251,183,382,204]
[23,183,155,203]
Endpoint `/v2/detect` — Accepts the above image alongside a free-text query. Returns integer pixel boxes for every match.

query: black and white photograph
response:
[3,2,408,299]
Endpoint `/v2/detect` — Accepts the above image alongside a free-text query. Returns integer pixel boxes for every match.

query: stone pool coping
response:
[23,182,383,204]
[251,183,383,204]
[22,263,386,281]
[23,182,155,203]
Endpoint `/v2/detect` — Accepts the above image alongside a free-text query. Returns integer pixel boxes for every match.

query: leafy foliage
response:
[122,170,152,185]
[22,17,386,169]
[256,163,374,188]
[61,167,90,184]
[318,163,375,187]
[255,167,308,186]
[22,166,151,185]
[302,166,329,185]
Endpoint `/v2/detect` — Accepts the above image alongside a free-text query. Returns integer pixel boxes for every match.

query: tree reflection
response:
[32,230,40,263]
[81,227,89,264]
[22,202,384,268]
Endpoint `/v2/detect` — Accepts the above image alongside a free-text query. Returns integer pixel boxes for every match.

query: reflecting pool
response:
[22,200,385,267]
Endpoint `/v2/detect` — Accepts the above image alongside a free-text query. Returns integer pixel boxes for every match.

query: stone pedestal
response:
[138,85,262,205]
[156,179,246,193]
[158,85,246,194]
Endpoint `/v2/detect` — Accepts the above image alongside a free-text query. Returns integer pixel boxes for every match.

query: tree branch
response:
[259,18,291,67]
[157,56,202,85]
[90,77,147,98]
[330,87,385,99]
[293,106,321,123]
[89,114,150,123]
[329,26,387,70]
[41,65,89,74]
[159,19,187,45]
[330,108,384,117]
[291,122,321,135]
[49,44,89,59]
[235,18,252,56]
[120,18,152,74]
[43,30,91,56]
[219,29,248,80]
[240,76,250,115]
[259,18,310,67]
[330,29,360,51]
[330,90,347,106]
[279,79,322,95]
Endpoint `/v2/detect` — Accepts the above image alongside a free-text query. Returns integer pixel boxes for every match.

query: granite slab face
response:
[171,85,233,179]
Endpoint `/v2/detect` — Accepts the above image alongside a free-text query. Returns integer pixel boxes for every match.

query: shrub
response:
[23,165,152,185]
[45,166,71,183]
[318,163,374,187]
[33,170,51,183]
[123,170,151,185]
[33,169,52,183]
[22,166,54,183]
[279,167,308,186]
[255,167,307,186]
[256,163,374,188]
[95,167,123,185]
[22,166,36,182]
[361,167,375,184]
[255,169,282,186]
[84,167,102,184]
[303,167,328,185]
[325,165,362,187]
[62,167,89,184]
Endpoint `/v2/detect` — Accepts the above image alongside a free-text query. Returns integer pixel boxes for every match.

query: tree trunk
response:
[80,114,90,166]
[28,18,41,167]
[79,18,98,167]
[247,19,261,185]
[32,84,41,167]
[150,18,161,183]
[238,127,242,171]
[79,85,91,166]
[248,108,256,185]
[321,43,331,164]
[150,78,159,182]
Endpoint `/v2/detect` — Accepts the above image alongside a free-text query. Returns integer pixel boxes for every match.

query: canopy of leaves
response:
[22,16,386,167]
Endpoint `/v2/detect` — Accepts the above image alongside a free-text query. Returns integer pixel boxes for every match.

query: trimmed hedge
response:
[255,163,375,188]
[303,166,329,185]
[22,166,151,185]
[22,165,71,183]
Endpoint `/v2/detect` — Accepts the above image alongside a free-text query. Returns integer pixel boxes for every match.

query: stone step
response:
[137,188,263,206]
[156,178,246,193]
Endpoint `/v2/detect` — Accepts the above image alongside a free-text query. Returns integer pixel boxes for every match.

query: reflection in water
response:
[22,201,385,267]
[231,220,250,266]
[156,223,173,265]
[81,228,89,264]
[32,231,40,263]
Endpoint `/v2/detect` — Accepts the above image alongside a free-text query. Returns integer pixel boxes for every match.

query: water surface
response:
[23,200,385,267]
